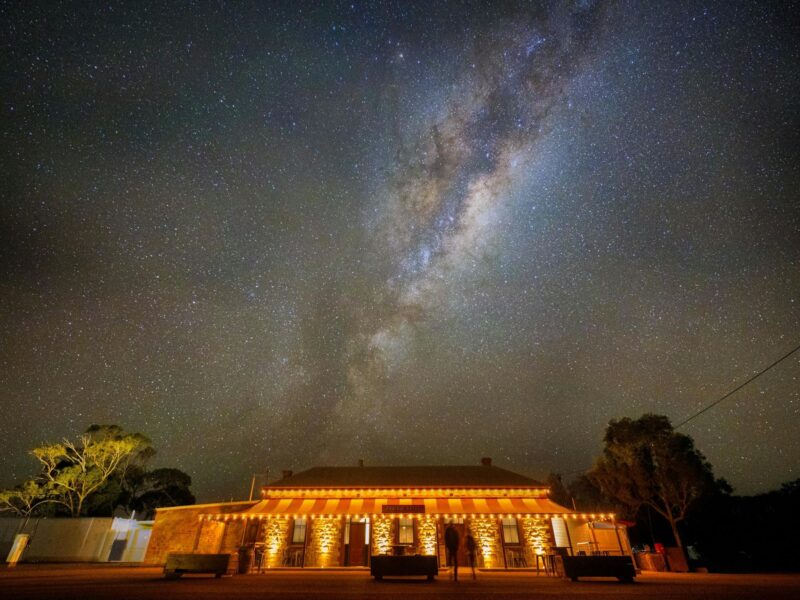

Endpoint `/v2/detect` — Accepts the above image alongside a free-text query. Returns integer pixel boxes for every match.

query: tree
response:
[0,480,51,517]
[130,468,195,519]
[567,474,628,515]
[545,472,572,507]
[587,414,718,553]
[30,425,152,517]
[2,424,194,519]
[106,465,195,518]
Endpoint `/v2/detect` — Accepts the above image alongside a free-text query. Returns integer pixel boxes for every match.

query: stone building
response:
[144,459,630,572]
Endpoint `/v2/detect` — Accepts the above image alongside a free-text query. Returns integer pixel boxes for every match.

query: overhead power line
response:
[674,340,800,429]
[559,339,800,477]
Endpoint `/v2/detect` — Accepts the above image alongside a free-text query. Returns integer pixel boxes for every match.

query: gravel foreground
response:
[2,565,800,600]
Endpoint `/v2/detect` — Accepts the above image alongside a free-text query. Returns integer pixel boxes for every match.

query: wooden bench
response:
[556,555,636,582]
[163,553,230,579]
[370,555,438,581]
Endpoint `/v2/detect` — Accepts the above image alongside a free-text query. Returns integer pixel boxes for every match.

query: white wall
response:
[0,519,25,558]
[1,517,153,563]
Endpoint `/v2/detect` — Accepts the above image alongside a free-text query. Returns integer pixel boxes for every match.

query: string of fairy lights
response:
[199,512,617,522]
[261,488,549,497]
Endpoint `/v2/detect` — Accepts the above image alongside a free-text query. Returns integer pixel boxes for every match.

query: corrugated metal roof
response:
[267,465,544,488]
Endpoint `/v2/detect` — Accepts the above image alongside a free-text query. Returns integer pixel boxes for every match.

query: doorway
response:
[345,518,369,566]
[444,520,469,567]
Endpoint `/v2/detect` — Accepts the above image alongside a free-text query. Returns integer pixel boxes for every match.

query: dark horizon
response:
[2,0,798,502]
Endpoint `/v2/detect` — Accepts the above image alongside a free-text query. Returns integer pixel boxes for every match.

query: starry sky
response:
[2,1,799,502]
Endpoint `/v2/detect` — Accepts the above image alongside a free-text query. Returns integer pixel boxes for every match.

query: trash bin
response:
[238,546,253,574]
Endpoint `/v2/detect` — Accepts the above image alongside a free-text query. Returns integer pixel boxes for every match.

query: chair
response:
[282,548,302,567]
[288,548,304,566]
[532,553,547,573]
[505,548,528,568]
[253,545,266,573]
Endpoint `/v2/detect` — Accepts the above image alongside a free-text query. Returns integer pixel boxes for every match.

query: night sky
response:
[2,1,799,502]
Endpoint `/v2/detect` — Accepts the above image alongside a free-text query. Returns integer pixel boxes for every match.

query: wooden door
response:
[348,523,366,566]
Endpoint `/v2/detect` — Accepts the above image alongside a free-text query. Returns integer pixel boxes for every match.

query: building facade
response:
[145,459,630,572]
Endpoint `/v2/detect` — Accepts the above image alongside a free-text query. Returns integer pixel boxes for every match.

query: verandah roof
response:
[239,496,575,516]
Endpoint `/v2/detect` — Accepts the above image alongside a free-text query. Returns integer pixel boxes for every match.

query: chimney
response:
[481,457,492,467]
[281,469,293,479]
[358,459,364,468]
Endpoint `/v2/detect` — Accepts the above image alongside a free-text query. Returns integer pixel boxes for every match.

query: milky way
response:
[342,3,606,435]
[2,1,799,500]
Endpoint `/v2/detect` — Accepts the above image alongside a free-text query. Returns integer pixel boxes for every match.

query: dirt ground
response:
[2,565,800,600]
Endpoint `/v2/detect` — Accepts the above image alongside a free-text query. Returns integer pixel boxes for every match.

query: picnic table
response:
[370,555,438,581]
[555,555,636,582]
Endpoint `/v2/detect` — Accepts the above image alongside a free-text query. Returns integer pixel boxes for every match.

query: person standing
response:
[444,523,460,581]
[465,530,477,579]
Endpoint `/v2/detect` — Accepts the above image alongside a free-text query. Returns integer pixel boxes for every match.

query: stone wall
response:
[144,502,254,566]
[371,515,393,556]
[469,516,502,568]
[196,520,226,552]
[416,516,438,556]
[219,519,247,573]
[520,517,552,564]
[262,517,292,568]
[305,517,343,567]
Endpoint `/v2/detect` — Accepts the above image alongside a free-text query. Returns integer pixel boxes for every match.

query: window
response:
[397,518,414,544]
[292,518,307,544]
[502,517,520,544]
[551,517,569,548]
